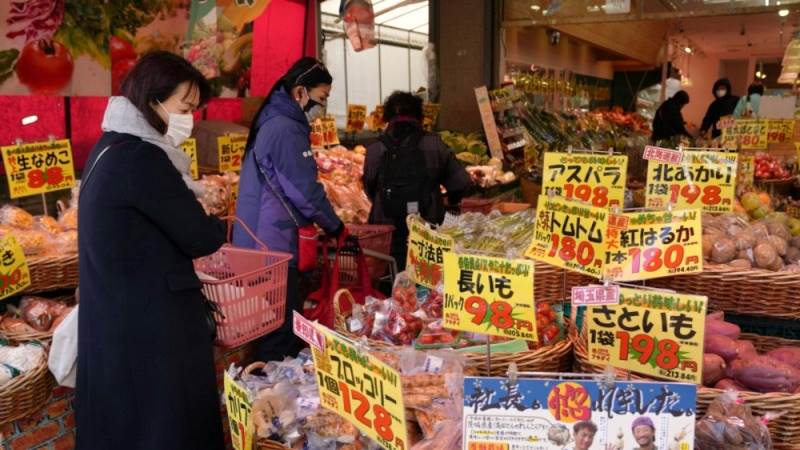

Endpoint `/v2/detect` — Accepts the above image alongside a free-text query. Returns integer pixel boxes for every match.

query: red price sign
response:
[562,183,610,207]
[547,233,596,267]
[767,119,795,144]
[613,331,681,370]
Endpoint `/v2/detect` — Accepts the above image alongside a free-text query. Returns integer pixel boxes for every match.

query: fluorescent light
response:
[531,5,541,10]
[684,47,693,53]
[779,9,790,17]
[21,115,38,126]
[756,70,763,77]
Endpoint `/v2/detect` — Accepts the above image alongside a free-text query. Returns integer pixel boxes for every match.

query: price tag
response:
[541,152,627,208]
[422,102,441,132]
[346,104,367,133]
[369,105,387,132]
[442,252,536,341]
[586,287,707,384]
[643,145,683,164]
[0,236,30,300]
[571,284,619,307]
[310,118,325,149]
[293,311,325,352]
[310,323,407,450]
[645,150,737,213]
[716,115,735,130]
[217,133,247,173]
[602,209,703,282]
[223,371,254,450]
[720,119,768,149]
[737,153,755,188]
[525,195,608,278]
[406,216,454,289]
[322,116,340,146]
[1,139,76,199]
[767,119,795,144]
[180,138,199,179]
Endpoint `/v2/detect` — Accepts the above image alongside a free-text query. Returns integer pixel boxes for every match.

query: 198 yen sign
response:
[542,152,628,208]
[645,150,737,213]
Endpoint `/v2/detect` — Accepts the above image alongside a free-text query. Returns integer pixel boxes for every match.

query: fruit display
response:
[314,145,372,224]
[702,212,800,271]
[439,131,490,166]
[754,152,793,181]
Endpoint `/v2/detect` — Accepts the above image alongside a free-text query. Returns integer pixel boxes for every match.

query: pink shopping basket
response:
[194,217,292,348]
[339,224,394,281]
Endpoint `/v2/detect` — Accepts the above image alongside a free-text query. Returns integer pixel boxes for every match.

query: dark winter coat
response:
[76,132,226,450]
[700,78,739,138]
[651,97,691,143]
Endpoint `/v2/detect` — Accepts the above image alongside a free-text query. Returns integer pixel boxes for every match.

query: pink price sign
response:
[643,145,683,165]
[571,285,620,307]
[293,311,326,352]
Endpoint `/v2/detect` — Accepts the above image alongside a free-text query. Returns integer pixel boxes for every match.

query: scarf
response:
[101,96,204,197]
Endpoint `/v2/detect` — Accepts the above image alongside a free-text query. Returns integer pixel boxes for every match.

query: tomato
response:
[110,36,136,62]
[112,58,138,95]
[15,39,74,95]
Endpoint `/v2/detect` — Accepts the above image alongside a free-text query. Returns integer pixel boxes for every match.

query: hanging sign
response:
[180,138,199,180]
[322,116,340,146]
[525,195,608,278]
[602,209,703,282]
[293,311,325,352]
[645,150,737,213]
[720,119,768,149]
[1,139,76,199]
[0,236,30,300]
[586,287,707,384]
[737,153,755,188]
[766,119,796,144]
[541,152,628,208]
[223,371,254,450]
[463,376,696,450]
[406,216,454,289]
[310,323,408,450]
[218,133,247,173]
[443,252,536,341]
[346,104,367,133]
[422,102,441,131]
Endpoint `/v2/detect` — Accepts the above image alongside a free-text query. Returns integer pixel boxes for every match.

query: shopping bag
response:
[342,0,376,52]
[48,305,78,388]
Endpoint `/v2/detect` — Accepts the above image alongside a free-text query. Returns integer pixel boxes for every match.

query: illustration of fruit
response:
[15,39,74,94]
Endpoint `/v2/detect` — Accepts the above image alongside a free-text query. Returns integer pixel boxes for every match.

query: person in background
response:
[631,416,658,450]
[568,421,597,450]
[734,83,765,118]
[363,91,472,269]
[651,90,692,143]
[699,78,739,138]
[234,58,344,361]
[77,52,226,450]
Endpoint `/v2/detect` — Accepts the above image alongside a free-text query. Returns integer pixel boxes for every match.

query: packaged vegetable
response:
[0,205,34,229]
[695,391,772,450]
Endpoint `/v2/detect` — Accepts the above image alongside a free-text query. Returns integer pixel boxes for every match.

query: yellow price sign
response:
[541,152,627,208]
[586,287,707,384]
[346,104,367,133]
[525,195,608,278]
[310,323,408,450]
[0,235,30,300]
[406,216,454,289]
[737,153,755,188]
[443,252,536,341]
[322,116,340,146]
[422,102,441,131]
[1,139,76,199]
[603,209,703,282]
[767,119,796,144]
[218,133,247,173]
[223,371,253,450]
[720,119,768,149]
[645,150,737,213]
[180,138,199,180]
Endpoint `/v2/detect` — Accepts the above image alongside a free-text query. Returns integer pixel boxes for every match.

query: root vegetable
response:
[754,243,779,269]
[711,238,737,264]
[703,353,727,386]
[731,356,800,393]
[705,319,741,340]
[705,334,739,362]
[766,347,800,370]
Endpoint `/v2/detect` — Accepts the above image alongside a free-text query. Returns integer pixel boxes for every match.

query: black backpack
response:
[377,130,431,220]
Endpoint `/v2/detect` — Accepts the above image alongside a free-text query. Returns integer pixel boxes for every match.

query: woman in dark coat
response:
[699,78,739,139]
[77,52,226,450]
[651,90,692,143]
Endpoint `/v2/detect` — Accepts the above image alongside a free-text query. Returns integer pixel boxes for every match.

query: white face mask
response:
[158,101,193,147]
[716,89,727,98]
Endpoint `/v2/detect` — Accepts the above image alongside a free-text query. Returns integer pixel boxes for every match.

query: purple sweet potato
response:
[735,340,758,361]
[766,347,800,370]
[705,319,741,340]
[714,378,747,392]
[705,334,739,362]
[703,353,727,386]
[732,355,800,393]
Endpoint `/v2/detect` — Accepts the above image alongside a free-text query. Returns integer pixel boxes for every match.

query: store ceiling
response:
[679,13,792,57]
[320,0,429,34]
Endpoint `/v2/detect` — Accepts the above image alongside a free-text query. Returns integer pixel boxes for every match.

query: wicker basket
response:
[0,295,76,342]
[0,347,55,425]
[332,289,400,351]
[24,254,79,294]
[255,439,289,450]
[463,336,573,376]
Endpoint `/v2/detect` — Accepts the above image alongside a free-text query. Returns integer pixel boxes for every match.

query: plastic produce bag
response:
[48,305,79,387]
[342,0,375,52]
[695,390,773,450]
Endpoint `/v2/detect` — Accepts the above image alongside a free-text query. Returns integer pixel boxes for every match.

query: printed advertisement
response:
[541,152,628,209]
[645,150,737,213]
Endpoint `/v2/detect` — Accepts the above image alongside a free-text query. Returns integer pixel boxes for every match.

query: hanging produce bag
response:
[341,0,376,52]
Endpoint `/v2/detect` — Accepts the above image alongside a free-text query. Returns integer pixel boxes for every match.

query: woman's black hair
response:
[245,57,333,154]
[672,90,690,106]
[747,83,765,101]
[120,51,211,134]
[383,91,424,122]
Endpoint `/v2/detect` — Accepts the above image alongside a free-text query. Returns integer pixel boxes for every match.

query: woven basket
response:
[0,347,55,425]
[255,439,289,450]
[0,295,76,342]
[25,254,79,294]
[332,289,401,351]
[463,336,573,376]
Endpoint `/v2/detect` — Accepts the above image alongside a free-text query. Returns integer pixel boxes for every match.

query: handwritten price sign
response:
[603,209,703,282]
[218,133,247,173]
[645,150,737,213]
[223,371,253,450]
[180,138,199,179]
[443,252,536,341]
[346,104,367,133]
[310,324,407,450]
[322,116,340,146]
[1,139,76,199]
[721,119,767,149]
[406,216,454,289]
[586,287,707,384]
[0,236,30,300]
[525,195,608,278]
[767,119,796,144]
[542,152,627,208]
[422,102,441,132]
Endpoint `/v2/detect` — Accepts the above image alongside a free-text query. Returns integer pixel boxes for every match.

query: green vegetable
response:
[0,49,19,85]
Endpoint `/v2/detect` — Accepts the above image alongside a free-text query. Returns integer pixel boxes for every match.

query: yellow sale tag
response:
[422,102,441,132]
[1,139,76,199]
[443,252,536,341]
[406,216,454,289]
[217,133,247,173]
[346,104,367,133]
[645,150,737,213]
[767,119,796,144]
[586,287,707,384]
[180,138,199,180]
[737,154,755,188]
[525,195,608,278]
[311,324,408,450]
[223,371,253,450]
[0,236,30,300]
[720,119,768,149]
[322,116,340,146]
[603,209,703,282]
[541,152,627,209]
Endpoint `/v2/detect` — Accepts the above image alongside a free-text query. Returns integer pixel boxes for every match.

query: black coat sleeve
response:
[363,143,382,201]
[127,143,226,258]
[435,136,473,203]
[700,102,716,134]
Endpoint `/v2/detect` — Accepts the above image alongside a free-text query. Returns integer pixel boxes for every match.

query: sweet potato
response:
[714,378,747,392]
[731,356,800,393]
[703,353,727,386]
[705,335,739,362]
[766,347,800,370]
[734,340,758,361]
[705,319,741,340]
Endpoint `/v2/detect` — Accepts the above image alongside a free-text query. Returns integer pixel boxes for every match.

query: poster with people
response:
[462,377,695,450]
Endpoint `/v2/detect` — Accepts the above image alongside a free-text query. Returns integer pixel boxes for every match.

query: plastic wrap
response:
[0,205,34,229]
[695,391,773,450]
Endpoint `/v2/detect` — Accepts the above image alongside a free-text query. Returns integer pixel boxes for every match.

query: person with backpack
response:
[363,91,472,269]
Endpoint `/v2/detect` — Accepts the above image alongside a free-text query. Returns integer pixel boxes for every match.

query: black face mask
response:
[303,97,321,113]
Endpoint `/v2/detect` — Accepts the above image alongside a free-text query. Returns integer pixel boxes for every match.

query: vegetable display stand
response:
[462,337,573,376]
[23,254,79,294]
[195,218,291,348]
[0,349,55,425]
[459,197,495,214]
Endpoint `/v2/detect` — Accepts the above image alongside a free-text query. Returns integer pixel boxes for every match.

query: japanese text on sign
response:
[767,119,796,144]
[406,216,454,289]
[603,209,703,282]
[645,150,737,213]
[525,196,608,278]
[180,138,199,179]
[218,133,247,173]
[1,139,76,199]
[347,104,367,133]
[293,311,325,352]
[571,285,620,307]
[0,236,30,300]
[422,102,441,132]
[643,145,683,165]
[310,324,407,450]
[720,119,768,149]
[737,154,755,188]
[587,288,707,384]
[443,252,536,341]
[223,371,253,450]
[322,116,340,146]
[542,152,628,208]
